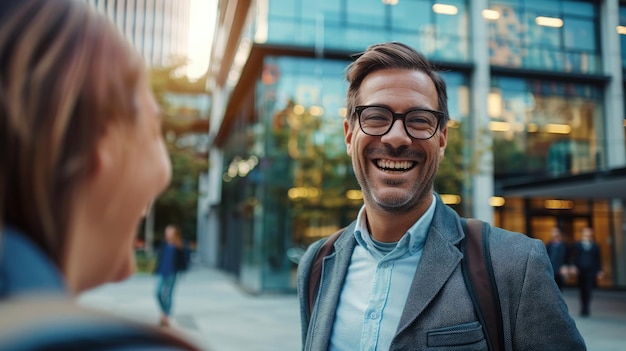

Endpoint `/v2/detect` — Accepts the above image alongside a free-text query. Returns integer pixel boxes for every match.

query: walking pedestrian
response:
[546,226,570,289]
[155,224,190,327]
[297,42,585,350]
[571,226,603,316]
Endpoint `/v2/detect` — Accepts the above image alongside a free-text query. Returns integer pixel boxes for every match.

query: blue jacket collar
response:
[0,227,67,298]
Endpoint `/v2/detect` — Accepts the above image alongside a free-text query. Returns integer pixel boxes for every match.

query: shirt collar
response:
[354,194,437,260]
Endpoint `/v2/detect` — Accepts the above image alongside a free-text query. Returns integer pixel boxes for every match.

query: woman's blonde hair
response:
[0,0,145,264]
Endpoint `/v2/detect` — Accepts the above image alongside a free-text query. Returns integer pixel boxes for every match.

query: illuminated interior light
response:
[346,190,363,200]
[293,104,305,115]
[288,188,299,199]
[487,92,503,117]
[482,9,500,21]
[527,123,539,132]
[432,4,458,15]
[535,16,563,28]
[440,194,462,205]
[382,0,399,5]
[544,199,574,210]
[338,107,348,118]
[309,106,324,116]
[306,187,320,198]
[447,119,461,128]
[544,124,571,134]
[489,121,511,132]
[238,162,251,177]
[617,26,626,35]
[490,197,506,207]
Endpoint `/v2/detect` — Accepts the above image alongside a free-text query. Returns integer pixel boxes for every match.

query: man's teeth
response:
[377,160,413,170]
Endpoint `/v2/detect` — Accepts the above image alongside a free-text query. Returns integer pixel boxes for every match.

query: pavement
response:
[78,265,626,351]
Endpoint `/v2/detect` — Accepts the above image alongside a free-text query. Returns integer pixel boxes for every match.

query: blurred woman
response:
[0,0,200,348]
[155,224,190,327]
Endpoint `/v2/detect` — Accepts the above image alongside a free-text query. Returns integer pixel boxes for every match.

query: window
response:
[487,0,600,73]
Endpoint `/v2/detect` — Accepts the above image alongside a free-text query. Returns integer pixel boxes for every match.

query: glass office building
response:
[201,0,626,293]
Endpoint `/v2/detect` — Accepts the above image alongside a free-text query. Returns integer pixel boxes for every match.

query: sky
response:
[187,0,218,79]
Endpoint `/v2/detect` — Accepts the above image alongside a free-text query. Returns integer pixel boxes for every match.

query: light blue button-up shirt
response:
[330,195,437,351]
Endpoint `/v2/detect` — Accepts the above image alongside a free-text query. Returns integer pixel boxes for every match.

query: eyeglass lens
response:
[358,106,439,139]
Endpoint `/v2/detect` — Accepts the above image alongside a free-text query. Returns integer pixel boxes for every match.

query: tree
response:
[143,62,210,249]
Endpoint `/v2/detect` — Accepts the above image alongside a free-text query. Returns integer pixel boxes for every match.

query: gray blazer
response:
[297,196,585,350]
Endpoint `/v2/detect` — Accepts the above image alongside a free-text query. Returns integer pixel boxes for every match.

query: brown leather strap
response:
[462,218,504,351]
[307,228,344,315]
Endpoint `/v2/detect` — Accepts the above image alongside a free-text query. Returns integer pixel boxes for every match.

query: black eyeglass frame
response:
[354,105,446,140]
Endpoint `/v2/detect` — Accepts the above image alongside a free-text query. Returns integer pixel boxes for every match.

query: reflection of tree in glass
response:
[435,121,464,197]
[271,97,360,246]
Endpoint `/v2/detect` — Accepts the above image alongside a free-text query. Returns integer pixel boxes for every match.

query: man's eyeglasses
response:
[354,105,445,140]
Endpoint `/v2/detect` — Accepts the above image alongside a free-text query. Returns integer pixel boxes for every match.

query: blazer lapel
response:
[395,199,464,335]
[309,222,358,350]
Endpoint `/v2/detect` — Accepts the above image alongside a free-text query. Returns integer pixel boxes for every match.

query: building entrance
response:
[526,209,612,288]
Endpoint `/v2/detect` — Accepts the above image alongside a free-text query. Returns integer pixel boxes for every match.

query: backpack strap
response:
[307,228,345,315]
[461,218,504,351]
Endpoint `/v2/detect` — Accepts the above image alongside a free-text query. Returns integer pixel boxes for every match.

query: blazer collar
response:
[308,221,357,350]
[395,195,464,334]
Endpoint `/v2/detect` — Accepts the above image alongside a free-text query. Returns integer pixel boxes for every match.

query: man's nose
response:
[381,119,412,146]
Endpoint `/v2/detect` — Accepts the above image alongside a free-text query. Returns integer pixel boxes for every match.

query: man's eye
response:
[407,113,435,125]
[365,114,388,121]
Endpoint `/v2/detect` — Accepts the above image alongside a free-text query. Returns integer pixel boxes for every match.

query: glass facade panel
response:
[488,0,600,73]
[263,0,469,62]
[495,197,614,288]
[491,77,604,180]
[346,0,385,27]
[434,72,470,214]
[392,1,430,32]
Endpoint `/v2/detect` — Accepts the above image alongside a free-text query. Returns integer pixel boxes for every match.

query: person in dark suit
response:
[546,227,570,289]
[571,226,604,316]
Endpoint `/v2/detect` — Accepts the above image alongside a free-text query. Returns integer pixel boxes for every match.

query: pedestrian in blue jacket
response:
[155,224,190,327]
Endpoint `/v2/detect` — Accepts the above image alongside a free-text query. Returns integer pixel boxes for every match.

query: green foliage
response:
[135,250,157,274]
[148,64,210,241]
[154,141,208,240]
[435,124,464,195]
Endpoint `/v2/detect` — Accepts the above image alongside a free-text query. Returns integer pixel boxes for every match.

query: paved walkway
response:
[78,265,626,351]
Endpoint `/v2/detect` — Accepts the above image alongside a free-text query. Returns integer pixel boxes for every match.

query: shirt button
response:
[381,262,389,268]
[370,312,378,320]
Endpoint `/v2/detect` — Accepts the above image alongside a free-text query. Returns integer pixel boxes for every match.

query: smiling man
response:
[297,42,585,351]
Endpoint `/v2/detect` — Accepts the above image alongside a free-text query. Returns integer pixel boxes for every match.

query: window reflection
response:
[487,0,599,73]
[491,77,604,179]
[263,0,470,62]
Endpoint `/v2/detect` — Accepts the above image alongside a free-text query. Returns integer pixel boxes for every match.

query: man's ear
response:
[344,119,353,156]
[438,125,448,158]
